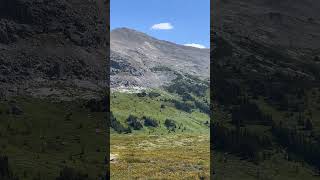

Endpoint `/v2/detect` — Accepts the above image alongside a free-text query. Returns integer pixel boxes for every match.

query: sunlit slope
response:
[111,89,210,135]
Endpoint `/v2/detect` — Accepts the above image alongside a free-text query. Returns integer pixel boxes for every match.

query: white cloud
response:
[184,43,206,49]
[151,23,174,30]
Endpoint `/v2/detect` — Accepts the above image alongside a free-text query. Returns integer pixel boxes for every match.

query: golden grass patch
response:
[111,134,210,179]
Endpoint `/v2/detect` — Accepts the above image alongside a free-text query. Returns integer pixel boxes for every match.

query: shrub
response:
[110,112,131,133]
[137,91,147,97]
[148,92,161,98]
[127,115,143,130]
[164,119,176,131]
[181,93,194,101]
[143,116,158,127]
[171,99,193,113]
[85,98,106,112]
[195,101,210,115]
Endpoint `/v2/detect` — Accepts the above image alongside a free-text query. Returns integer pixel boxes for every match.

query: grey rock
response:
[110,28,210,88]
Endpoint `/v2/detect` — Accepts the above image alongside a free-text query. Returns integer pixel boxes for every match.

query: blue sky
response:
[111,0,210,49]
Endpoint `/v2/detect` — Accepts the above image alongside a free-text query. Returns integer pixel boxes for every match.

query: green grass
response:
[110,89,210,179]
[110,89,209,134]
[0,96,106,179]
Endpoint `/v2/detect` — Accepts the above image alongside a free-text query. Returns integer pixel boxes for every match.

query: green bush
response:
[127,115,143,130]
[171,99,193,113]
[110,112,131,133]
[143,116,158,127]
[148,92,161,98]
[164,119,176,131]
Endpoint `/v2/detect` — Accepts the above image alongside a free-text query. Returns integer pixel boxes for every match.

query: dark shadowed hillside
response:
[0,0,108,179]
[212,0,320,179]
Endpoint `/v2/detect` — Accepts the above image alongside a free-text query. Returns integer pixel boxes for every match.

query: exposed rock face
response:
[110,28,210,89]
[0,0,108,99]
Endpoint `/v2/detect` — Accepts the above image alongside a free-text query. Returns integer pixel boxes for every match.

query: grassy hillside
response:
[110,89,209,135]
[212,84,320,179]
[0,96,106,179]
[110,75,210,179]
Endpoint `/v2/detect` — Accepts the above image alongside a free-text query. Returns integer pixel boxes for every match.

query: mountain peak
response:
[112,27,141,33]
[110,27,209,89]
[111,27,158,45]
[111,27,143,35]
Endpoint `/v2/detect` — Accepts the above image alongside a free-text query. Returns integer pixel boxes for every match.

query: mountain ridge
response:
[111,27,209,50]
[110,27,210,89]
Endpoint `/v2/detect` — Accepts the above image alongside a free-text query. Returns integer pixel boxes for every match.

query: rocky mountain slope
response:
[211,0,320,178]
[212,0,320,100]
[110,28,209,89]
[0,0,108,99]
[214,0,320,50]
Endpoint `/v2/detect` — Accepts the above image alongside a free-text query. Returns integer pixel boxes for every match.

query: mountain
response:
[214,0,320,49]
[110,28,209,89]
[212,0,320,179]
[110,28,211,179]
[0,0,108,179]
[212,0,320,105]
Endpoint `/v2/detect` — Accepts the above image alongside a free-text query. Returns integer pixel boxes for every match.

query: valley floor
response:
[110,134,210,180]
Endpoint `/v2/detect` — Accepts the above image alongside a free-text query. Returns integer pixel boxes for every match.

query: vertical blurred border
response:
[210,0,214,179]
[105,0,111,179]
